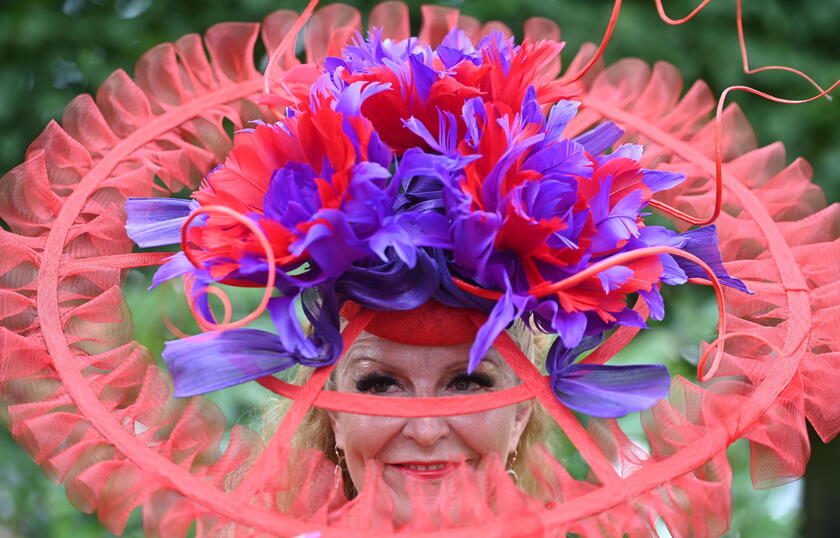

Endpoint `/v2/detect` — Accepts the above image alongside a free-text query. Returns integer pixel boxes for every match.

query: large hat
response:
[1,1,838,536]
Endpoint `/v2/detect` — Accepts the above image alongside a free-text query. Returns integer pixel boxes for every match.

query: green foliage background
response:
[1,1,837,536]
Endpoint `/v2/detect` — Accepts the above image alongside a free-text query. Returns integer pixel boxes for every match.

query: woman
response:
[272,316,548,528]
[127,10,745,528]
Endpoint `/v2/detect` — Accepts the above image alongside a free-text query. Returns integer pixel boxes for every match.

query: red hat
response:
[1,2,838,536]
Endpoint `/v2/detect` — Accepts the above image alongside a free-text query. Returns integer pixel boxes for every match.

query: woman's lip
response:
[389,462,460,481]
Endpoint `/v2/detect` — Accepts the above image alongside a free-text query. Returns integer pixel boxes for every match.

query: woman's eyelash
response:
[449,370,495,389]
[355,372,399,393]
[354,371,496,393]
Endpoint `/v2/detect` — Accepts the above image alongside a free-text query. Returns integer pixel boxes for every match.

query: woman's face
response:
[329,332,532,505]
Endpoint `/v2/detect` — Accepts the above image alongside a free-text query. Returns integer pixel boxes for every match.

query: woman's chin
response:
[344,457,517,529]
[381,469,444,528]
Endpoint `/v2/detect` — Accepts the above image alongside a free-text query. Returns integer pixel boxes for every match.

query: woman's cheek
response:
[335,414,404,465]
[447,407,519,457]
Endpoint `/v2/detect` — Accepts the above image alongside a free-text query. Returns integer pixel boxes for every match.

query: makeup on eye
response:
[352,369,497,395]
[354,372,400,394]
[447,370,496,392]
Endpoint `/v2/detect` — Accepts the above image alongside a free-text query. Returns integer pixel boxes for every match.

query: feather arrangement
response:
[126,23,747,417]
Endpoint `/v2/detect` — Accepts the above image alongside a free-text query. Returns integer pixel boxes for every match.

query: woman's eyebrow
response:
[476,353,503,367]
[442,356,503,373]
[343,355,386,370]
[343,351,505,372]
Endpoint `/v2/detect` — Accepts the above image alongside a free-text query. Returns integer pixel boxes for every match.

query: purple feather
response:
[676,225,751,293]
[597,265,634,293]
[336,250,439,311]
[642,169,685,193]
[163,329,298,397]
[573,122,624,155]
[125,198,197,248]
[468,285,529,373]
[545,337,670,418]
[551,363,671,418]
[409,53,437,101]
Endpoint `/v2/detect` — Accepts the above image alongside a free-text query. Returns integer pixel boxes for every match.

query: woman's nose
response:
[401,416,450,446]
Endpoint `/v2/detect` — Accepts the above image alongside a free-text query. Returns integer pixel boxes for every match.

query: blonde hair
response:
[261,321,551,500]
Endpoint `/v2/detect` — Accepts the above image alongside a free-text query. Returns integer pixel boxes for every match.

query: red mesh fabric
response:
[0,2,837,536]
[305,3,362,64]
[572,57,840,484]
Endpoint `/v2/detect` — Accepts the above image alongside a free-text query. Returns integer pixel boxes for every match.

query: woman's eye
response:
[451,378,477,392]
[448,371,495,392]
[371,380,395,393]
[355,374,400,394]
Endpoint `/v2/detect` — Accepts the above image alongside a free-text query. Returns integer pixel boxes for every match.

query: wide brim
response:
[0,2,838,536]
